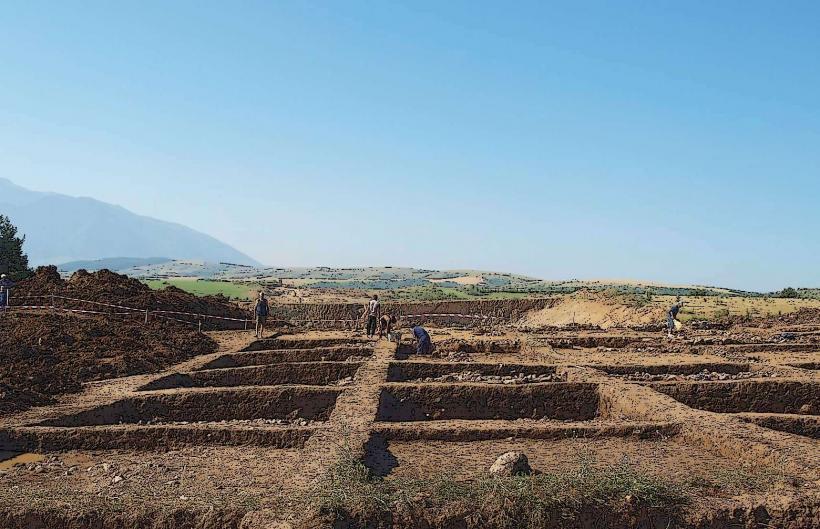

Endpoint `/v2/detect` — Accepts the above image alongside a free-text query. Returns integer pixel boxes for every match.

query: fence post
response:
[144,309,149,325]
[198,319,202,333]
[244,318,248,331]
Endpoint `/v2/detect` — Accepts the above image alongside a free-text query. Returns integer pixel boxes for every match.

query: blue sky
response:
[1,1,818,291]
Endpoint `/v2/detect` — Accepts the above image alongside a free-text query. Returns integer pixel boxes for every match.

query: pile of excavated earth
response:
[16,266,249,325]
[0,292,818,529]
[1,268,250,417]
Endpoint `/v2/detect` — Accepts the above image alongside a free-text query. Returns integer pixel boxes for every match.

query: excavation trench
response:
[789,361,820,370]
[738,414,820,439]
[386,362,560,382]
[200,347,371,369]
[139,362,362,390]
[432,339,522,354]
[599,362,750,376]
[650,380,819,414]
[38,387,343,427]
[376,383,599,422]
[242,338,371,351]
[541,335,643,348]
[0,424,317,451]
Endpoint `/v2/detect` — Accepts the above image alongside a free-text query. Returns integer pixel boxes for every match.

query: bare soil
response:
[0,311,216,417]
[0,307,818,529]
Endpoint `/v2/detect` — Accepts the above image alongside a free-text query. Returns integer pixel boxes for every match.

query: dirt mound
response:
[0,311,217,417]
[16,266,249,328]
[518,290,665,329]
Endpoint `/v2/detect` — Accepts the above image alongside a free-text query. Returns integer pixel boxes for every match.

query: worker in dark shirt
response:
[667,298,684,338]
[0,274,13,309]
[410,323,433,355]
[254,291,270,338]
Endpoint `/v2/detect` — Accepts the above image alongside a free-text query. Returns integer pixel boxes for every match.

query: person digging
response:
[667,298,684,339]
[379,313,397,340]
[254,291,270,339]
[410,322,433,355]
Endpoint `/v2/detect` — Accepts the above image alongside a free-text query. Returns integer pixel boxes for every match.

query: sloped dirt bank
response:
[269,299,556,327]
[139,362,362,390]
[40,387,342,426]
[651,381,819,414]
[200,347,371,369]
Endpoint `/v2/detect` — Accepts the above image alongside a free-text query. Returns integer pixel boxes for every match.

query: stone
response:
[489,451,531,476]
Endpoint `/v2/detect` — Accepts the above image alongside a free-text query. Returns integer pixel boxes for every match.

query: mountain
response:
[0,178,262,266]
[58,257,174,274]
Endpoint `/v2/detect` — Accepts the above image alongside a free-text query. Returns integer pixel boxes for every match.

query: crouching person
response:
[410,322,433,355]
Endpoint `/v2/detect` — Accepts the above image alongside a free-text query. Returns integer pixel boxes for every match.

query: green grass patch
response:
[142,279,257,300]
[310,443,689,528]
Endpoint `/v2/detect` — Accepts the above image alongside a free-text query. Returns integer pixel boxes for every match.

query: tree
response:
[776,287,800,299]
[0,214,30,280]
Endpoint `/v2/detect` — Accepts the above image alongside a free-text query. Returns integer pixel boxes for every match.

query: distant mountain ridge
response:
[0,178,261,266]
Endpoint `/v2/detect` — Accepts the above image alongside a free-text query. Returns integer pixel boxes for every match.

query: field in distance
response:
[62,258,820,318]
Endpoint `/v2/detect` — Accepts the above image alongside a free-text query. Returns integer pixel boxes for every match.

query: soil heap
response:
[518,289,665,329]
[15,266,250,326]
[0,266,247,417]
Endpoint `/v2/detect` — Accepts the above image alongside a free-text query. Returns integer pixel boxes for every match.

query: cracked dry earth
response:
[0,325,818,528]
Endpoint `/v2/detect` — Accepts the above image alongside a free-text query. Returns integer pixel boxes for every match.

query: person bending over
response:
[667,298,684,338]
[410,322,433,355]
[379,313,397,339]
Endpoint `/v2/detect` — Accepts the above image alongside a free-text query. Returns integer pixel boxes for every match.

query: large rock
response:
[489,451,531,476]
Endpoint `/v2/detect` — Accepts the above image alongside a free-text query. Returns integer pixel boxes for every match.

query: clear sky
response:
[2,1,818,291]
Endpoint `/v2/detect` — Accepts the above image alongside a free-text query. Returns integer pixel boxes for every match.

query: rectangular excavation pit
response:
[650,381,819,415]
[543,335,643,349]
[200,347,371,369]
[37,387,343,427]
[789,362,820,370]
[376,383,599,422]
[599,363,750,377]
[718,343,818,354]
[242,338,371,352]
[0,424,318,451]
[737,414,820,440]
[386,362,561,383]
[433,339,522,354]
[139,362,362,391]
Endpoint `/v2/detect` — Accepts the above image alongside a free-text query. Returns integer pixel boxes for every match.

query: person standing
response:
[410,322,433,355]
[0,274,13,310]
[366,294,381,338]
[254,291,270,338]
[667,298,684,338]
